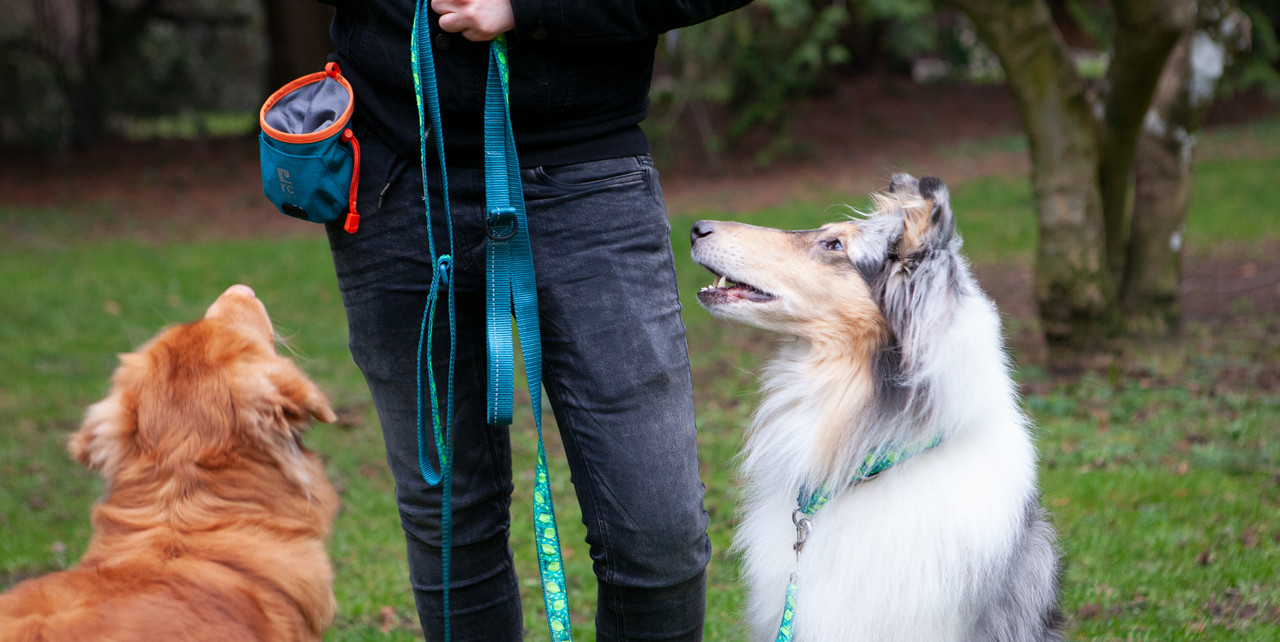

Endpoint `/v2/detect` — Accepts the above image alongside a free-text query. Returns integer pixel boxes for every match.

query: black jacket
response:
[322,0,752,167]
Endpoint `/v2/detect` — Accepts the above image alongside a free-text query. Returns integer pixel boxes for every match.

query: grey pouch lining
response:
[264,77,350,135]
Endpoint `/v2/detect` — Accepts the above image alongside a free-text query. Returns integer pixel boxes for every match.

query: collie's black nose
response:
[690,220,715,245]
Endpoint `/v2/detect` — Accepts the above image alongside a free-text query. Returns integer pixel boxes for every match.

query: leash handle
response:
[483,34,518,427]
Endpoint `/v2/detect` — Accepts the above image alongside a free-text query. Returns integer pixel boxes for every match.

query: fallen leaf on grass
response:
[1241,525,1258,550]
[1077,603,1101,619]
[379,606,399,633]
[1088,407,1110,430]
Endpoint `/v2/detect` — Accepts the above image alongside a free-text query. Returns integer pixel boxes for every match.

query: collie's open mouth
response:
[698,272,776,304]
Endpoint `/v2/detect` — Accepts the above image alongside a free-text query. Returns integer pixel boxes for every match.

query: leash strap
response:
[774,581,799,642]
[411,2,458,637]
[484,35,575,642]
[410,10,573,638]
[483,37,518,428]
[776,436,944,641]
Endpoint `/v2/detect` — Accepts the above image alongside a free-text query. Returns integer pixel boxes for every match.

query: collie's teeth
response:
[716,275,728,288]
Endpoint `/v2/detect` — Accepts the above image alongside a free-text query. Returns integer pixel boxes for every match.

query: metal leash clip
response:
[791,507,811,556]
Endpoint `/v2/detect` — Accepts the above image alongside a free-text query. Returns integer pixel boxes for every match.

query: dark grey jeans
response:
[325,131,710,641]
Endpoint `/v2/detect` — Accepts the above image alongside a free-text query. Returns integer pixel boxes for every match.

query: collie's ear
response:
[888,173,919,195]
[899,176,954,258]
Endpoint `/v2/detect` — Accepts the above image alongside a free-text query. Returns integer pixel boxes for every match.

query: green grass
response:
[108,110,259,141]
[2,117,1279,639]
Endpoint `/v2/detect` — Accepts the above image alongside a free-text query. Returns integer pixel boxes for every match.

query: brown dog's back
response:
[0,285,338,641]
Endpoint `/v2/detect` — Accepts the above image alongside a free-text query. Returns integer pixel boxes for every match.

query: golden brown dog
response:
[0,284,339,641]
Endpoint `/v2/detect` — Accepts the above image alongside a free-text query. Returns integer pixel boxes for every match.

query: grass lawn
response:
[2,118,1278,640]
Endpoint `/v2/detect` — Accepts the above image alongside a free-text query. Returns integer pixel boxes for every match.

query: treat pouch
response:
[259,62,361,233]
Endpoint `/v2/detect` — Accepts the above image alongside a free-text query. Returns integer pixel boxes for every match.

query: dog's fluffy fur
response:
[692,175,1063,641]
[0,285,339,642]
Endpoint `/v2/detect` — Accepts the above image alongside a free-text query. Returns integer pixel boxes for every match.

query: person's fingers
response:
[431,0,460,15]
[431,0,514,41]
[437,11,464,34]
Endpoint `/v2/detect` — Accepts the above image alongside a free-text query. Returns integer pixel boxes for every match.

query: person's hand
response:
[432,0,515,42]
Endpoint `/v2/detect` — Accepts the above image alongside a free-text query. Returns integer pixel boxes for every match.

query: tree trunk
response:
[262,0,334,89]
[1098,0,1195,280]
[29,0,103,149]
[1122,0,1251,338]
[945,0,1117,353]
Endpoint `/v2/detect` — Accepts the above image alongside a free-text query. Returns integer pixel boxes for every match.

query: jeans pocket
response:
[533,156,648,192]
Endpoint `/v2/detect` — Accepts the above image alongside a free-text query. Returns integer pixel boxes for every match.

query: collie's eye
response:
[821,237,844,251]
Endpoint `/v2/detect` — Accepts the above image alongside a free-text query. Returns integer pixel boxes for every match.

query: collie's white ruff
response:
[692,175,1061,641]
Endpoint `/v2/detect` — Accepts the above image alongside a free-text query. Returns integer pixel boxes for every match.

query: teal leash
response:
[409,8,574,638]
[483,35,574,642]
[410,2,457,637]
[774,436,943,642]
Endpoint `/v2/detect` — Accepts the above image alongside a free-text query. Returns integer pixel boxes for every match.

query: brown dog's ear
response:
[236,361,335,490]
[68,374,140,479]
[270,363,338,428]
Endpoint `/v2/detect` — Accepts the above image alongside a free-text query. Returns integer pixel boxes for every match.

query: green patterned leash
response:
[774,436,943,641]
[483,35,574,642]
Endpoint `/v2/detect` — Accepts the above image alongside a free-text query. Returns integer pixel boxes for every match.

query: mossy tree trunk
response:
[1123,1,1251,338]
[941,0,1218,361]
[1099,0,1197,281]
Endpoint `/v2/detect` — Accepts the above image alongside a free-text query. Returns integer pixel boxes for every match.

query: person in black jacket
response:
[320,1,751,640]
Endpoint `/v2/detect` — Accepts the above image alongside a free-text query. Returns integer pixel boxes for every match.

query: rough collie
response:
[691,175,1063,641]
[0,285,339,642]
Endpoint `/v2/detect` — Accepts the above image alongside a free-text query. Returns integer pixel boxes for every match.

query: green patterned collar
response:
[795,435,944,517]
[775,436,944,641]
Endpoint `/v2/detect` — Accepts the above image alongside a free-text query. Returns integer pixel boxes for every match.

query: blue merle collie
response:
[690,175,1063,641]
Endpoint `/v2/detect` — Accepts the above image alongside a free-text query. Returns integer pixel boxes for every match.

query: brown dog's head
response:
[69,285,336,491]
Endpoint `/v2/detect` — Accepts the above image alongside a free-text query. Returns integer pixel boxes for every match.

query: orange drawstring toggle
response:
[342,128,361,234]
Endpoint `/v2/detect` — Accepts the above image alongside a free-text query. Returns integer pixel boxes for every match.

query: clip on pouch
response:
[259,62,361,233]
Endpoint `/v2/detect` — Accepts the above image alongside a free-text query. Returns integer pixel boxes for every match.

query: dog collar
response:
[776,436,943,642]
[795,435,944,525]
